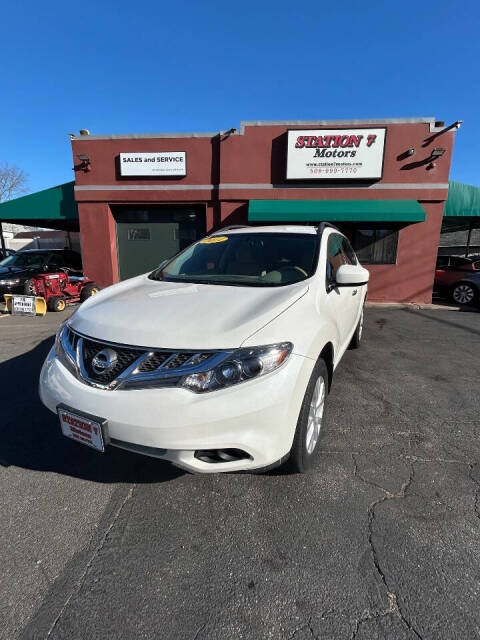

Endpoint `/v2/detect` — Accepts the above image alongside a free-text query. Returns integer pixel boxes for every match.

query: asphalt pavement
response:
[1,306,480,640]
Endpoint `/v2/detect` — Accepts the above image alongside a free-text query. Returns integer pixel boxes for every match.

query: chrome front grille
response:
[62,327,230,391]
[82,337,144,384]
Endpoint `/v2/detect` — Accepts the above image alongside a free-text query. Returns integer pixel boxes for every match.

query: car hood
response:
[71,274,309,350]
[0,266,31,278]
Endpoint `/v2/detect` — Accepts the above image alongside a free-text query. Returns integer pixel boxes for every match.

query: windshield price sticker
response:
[200,236,229,244]
[12,295,36,316]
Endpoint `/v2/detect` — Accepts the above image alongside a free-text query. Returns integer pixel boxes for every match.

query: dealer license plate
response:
[12,295,36,316]
[57,406,105,452]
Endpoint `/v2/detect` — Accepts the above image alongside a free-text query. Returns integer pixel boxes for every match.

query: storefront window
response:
[352,229,398,264]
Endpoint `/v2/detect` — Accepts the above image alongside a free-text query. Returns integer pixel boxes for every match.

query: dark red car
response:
[434,255,480,305]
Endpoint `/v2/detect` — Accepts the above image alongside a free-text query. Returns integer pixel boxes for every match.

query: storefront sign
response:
[286,128,386,180]
[119,152,187,177]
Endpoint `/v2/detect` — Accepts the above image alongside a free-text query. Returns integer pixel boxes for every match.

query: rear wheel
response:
[47,296,66,312]
[80,283,100,301]
[452,282,477,305]
[285,359,328,473]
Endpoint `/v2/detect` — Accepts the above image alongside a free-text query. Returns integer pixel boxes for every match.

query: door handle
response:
[352,289,358,296]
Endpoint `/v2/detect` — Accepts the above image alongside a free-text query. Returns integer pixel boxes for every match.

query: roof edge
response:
[71,117,441,141]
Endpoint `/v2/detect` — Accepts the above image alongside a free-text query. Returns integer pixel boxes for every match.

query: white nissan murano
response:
[39,224,369,473]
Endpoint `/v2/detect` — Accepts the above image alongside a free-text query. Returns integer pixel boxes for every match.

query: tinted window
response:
[450,257,471,268]
[436,256,450,268]
[0,252,47,268]
[63,250,83,270]
[341,237,357,265]
[326,233,353,282]
[47,254,65,268]
[352,229,398,264]
[150,233,318,287]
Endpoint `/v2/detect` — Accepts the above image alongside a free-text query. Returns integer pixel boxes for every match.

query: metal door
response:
[114,207,205,281]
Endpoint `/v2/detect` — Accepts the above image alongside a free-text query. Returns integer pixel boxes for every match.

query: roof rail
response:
[211,225,250,234]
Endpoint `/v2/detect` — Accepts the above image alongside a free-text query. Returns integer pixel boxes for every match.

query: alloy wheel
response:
[453,284,475,304]
[305,376,326,454]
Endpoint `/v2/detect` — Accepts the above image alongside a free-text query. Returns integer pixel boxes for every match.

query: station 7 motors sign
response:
[286,128,386,180]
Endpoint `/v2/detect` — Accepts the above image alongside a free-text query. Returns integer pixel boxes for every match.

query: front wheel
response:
[285,359,329,473]
[47,296,66,312]
[80,283,100,301]
[24,278,36,295]
[452,282,477,305]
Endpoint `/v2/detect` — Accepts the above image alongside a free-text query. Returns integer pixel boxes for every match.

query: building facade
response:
[71,118,457,302]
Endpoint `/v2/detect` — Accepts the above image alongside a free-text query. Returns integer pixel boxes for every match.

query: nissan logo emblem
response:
[92,348,118,375]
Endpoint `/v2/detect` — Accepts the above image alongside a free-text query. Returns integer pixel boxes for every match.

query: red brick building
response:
[71,118,458,302]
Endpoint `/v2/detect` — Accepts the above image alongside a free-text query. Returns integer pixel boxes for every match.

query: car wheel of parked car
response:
[452,282,477,305]
[48,296,66,312]
[286,359,329,473]
[349,307,364,349]
[80,283,100,301]
[23,279,36,295]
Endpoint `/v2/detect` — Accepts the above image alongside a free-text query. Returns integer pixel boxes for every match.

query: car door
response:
[324,232,357,353]
[340,235,363,321]
[434,256,451,288]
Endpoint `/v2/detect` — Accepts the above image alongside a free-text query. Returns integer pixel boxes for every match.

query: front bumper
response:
[39,346,315,473]
[0,283,24,296]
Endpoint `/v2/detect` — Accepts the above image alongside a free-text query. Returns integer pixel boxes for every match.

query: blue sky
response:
[1,0,478,194]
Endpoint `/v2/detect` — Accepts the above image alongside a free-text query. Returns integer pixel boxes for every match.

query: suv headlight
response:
[180,342,293,393]
[0,278,21,286]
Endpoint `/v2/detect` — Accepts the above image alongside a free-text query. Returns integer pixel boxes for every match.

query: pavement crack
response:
[353,457,424,640]
[287,617,317,640]
[43,484,135,640]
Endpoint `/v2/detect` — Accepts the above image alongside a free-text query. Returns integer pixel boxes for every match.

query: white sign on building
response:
[119,152,187,177]
[286,128,386,180]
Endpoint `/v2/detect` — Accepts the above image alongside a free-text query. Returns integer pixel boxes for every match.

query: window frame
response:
[351,227,399,265]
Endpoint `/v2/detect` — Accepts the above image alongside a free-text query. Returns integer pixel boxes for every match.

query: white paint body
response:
[39,226,368,473]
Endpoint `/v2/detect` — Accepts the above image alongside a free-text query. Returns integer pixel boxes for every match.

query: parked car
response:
[0,248,15,261]
[39,224,369,474]
[434,254,480,305]
[0,248,83,296]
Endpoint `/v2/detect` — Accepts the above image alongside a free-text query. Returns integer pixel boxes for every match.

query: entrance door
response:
[114,206,206,280]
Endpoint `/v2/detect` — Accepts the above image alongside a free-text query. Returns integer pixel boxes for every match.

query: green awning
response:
[248,199,426,223]
[0,181,78,230]
[444,181,480,218]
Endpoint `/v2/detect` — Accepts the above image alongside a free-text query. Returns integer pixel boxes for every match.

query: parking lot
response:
[1,306,479,640]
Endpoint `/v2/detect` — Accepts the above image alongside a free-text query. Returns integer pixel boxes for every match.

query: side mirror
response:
[335,264,370,287]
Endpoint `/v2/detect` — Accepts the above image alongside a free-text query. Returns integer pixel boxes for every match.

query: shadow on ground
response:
[0,336,182,484]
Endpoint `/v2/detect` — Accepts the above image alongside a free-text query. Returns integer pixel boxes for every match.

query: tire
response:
[80,283,100,302]
[47,296,66,312]
[349,306,364,349]
[451,282,477,305]
[285,359,329,473]
[23,279,36,295]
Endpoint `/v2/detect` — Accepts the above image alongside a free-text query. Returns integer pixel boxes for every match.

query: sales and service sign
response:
[286,129,386,180]
[119,152,187,177]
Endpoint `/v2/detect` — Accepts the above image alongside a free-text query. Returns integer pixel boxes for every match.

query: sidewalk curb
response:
[366,301,479,312]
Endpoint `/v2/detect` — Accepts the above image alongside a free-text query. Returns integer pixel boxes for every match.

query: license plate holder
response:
[57,404,107,452]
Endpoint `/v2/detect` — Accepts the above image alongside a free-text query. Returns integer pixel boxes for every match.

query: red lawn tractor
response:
[32,271,100,312]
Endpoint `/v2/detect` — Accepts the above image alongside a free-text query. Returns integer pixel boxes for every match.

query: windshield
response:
[0,252,47,268]
[149,232,318,287]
